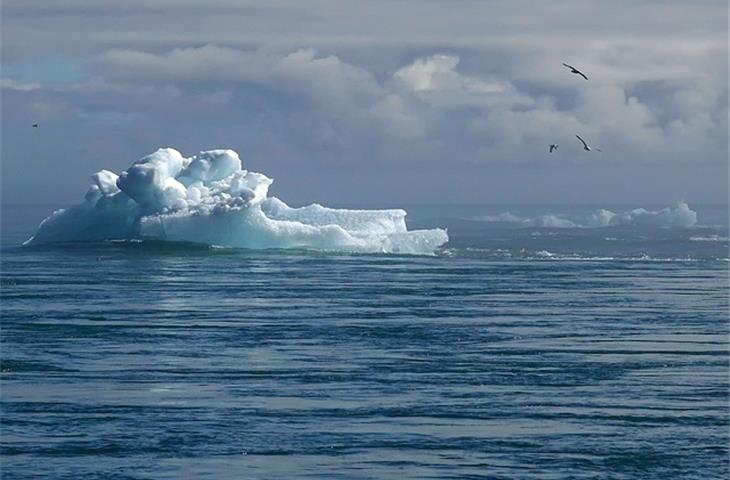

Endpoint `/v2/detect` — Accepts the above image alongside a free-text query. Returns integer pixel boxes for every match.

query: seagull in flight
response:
[549,144,558,153]
[576,135,601,152]
[563,63,588,80]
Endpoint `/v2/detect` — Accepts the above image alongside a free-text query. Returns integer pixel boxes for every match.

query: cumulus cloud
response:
[96,46,382,108]
[93,46,432,152]
[0,78,44,91]
[393,54,531,109]
[394,54,506,93]
[86,44,729,168]
[7,45,728,158]
[1,1,727,205]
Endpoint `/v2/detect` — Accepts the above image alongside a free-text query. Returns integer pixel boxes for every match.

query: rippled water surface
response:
[1,204,728,479]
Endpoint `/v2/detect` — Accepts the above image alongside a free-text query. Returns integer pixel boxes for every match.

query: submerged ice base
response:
[26,148,448,254]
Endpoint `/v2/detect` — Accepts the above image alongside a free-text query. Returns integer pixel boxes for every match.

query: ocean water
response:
[1,203,728,479]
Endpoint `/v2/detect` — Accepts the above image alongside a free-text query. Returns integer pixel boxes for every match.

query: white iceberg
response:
[25,148,448,254]
[475,202,697,229]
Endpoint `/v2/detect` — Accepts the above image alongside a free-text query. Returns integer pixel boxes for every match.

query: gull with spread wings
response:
[576,135,601,152]
[563,63,588,80]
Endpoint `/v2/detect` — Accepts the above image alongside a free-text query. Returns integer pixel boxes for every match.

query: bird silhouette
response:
[32,124,39,128]
[562,63,588,80]
[549,144,558,153]
[576,135,601,152]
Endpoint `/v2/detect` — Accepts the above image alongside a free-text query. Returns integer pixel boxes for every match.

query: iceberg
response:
[475,202,697,229]
[25,148,448,254]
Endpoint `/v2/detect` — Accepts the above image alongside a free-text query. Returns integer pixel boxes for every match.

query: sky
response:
[1,0,728,207]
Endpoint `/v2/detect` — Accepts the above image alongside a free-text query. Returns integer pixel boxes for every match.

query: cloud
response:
[394,54,506,94]
[392,54,532,110]
[90,46,434,162]
[4,44,727,169]
[1,1,727,205]
[0,78,43,91]
[95,46,381,109]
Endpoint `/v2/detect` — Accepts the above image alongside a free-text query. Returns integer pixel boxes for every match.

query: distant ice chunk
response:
[529,215,577,228]
[25,147,448,254]
[476,212,523,223]
[612,202,697,228]
[474,202,697,229]
[585,209,616,227]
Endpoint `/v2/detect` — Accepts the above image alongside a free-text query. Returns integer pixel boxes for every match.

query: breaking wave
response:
[475,202,697,228]
[25,148,448,254]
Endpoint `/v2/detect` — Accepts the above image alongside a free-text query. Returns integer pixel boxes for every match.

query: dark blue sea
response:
[1,203,728,479]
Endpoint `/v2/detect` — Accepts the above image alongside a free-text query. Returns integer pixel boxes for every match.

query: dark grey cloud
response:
[2,1,727,206]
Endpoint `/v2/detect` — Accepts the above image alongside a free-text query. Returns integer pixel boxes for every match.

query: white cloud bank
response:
[84,45,727,165]
[2,0,726,205]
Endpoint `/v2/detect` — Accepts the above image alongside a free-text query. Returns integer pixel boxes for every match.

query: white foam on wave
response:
[689,235,729,242]
[437,247,719,262]
[25,148,448,254]
[475,202,697,228]
[526,250,700,262]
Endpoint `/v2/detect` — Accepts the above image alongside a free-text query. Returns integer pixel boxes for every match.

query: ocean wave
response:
[526,251,701,262]
[25,148,448,254]
[437,247,722,262]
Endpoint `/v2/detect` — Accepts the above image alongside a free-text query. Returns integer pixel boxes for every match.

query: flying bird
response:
[576,135,601,152]
[32,124,38,128]
[549,144,558,153]
[563,63,588,80]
